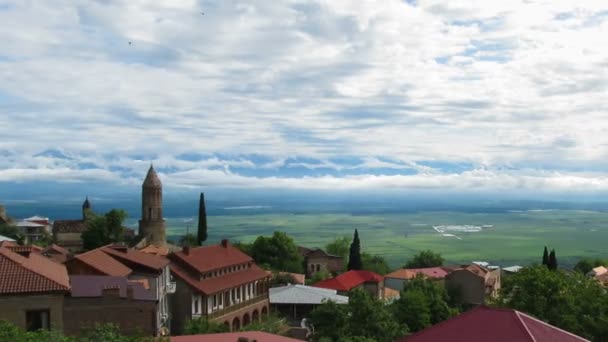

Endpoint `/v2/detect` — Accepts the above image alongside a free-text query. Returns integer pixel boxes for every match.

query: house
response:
[0,243,70,332]
[64,245,174,336]
[169,240,272,334]
[313,270,384,299]
[298,246,344,278]
[16,216,51,244]
[170,331,303,342]
[270,284,348,322]
[398,305,589,342]
[384,267,449,291]
[587,266,607,277]
[64,275,158,336]
[52,198,92,253]
[444,264,501,305]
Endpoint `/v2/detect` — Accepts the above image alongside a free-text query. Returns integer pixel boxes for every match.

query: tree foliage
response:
[250,231,303,273]
[361,252,391,275]
[542,246,549,266]
[404,250,444,268]
[0,224,24,244]
[179,233,198,247]
[184,318,229,335]
[197,193,207,245]
[81,209,128,251]
[309,289,406,342]
[240,313,286,334]
[548,249,558,271]
[574,257,608,274]
[496,265,608,341]
[325,236,350,261]
[347,229,362,271]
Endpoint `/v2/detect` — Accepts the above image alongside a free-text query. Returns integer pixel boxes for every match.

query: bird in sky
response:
[128,41,132,45]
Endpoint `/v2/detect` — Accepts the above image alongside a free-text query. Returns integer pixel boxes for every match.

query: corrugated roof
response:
[72,249,132,277]
[313,270,383,292]
[0,246,70,294]
[171,331,303,342]
[171,243,253,273]
[399,306,589,342]
[270,284,348,305]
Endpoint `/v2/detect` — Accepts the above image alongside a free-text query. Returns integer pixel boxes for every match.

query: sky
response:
[1,0,608,196]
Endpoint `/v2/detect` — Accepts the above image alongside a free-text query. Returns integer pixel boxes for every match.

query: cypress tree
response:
[197,193,207,245]
[548,249,558,271]
[542,246,549,266]
[347,229,362,271]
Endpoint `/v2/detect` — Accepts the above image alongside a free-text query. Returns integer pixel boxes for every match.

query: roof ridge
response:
[516,310,590,341]
[514,311,537,342]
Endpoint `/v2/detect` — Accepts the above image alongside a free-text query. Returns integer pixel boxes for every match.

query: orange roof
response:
[139,244,170,256]
[0,246,70,294]
[72,249,132,277]
[171,331,302,342]
[313,270,383,292]
[171,263,269,295]
[101,245,169,271]
[384,287,401,300]
[171,243,253,273]
[386,267,449,280]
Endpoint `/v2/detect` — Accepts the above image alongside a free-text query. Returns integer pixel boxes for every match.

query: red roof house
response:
[313,270,384,299]
[168,240,271,334]
[399,306,589,342]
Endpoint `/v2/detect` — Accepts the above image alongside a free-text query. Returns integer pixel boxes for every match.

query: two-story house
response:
[169,240,271,334]
[444,264,501,305]
[64,245,174,336]
[298,246,344,278]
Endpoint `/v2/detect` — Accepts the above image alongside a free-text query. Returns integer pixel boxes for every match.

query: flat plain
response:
[164,209,608,268]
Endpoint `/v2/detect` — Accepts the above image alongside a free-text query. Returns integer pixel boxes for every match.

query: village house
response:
[444,264,501,305]
[64,245,174,336]
[313,270,385,299]
[16,215,51,245]
[169,240,272,334]
[0,243,70,332]
[63,275,158,336]
[384,266,449,291]
[52,198,91,253]
[398,305,589,342]
[270,284,348,323]
[298,246,344,278]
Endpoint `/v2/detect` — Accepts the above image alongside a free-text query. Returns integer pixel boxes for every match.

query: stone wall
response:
[0,294,64,331]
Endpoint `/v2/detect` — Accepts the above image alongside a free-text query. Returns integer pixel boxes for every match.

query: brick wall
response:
[445,270,485,305]
[63,296,157,336]
[0,294,64,331]
[170,277,194,335]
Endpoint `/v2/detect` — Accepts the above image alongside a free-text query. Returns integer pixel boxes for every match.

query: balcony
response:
[208,293,269,320]
[166,281,176,294]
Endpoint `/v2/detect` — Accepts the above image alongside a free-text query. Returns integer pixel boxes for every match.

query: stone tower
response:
[82,196,91,220]
[138,165,166,246]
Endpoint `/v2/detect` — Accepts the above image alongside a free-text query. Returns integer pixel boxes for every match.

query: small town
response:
[0,166,604,341]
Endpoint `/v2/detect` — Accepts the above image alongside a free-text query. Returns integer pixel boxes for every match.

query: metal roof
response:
[270,284,348,305]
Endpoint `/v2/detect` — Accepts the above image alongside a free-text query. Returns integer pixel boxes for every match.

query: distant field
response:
[161,210,608,268]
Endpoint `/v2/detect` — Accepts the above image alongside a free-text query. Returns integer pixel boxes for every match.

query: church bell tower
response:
[138,165,166,247]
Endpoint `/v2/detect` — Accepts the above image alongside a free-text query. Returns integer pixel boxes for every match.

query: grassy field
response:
[163,210,608,268]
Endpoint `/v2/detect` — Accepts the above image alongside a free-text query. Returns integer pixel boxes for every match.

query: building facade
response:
[299,247,344,278]
[52,198,91,253]
[169,240,272,334]
[444,264,501,305]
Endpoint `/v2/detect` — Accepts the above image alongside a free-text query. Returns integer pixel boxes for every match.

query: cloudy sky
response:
[1,0,608,194]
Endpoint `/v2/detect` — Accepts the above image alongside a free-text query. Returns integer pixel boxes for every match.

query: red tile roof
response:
[71,249,132,277]
[171,263,269,295]
[53,219,88,233]
[0,241,44,255]
[399,306,589,342]
[171,331,302,342]
[386,267,448,280]
[171,243,253,273]
[0,246,70,294]
[101,245,169,271]
[313,270,383,292]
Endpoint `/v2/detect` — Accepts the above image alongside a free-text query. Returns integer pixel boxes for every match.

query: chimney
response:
[221,239,229,248]
[183,245,190,255]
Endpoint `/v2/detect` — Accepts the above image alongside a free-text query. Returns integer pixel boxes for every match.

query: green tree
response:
[542,246,549,266]
[574,257,607,274]
[197,193,207,245]
[401,276,455,324]
[232,241,252,255]
[347,229,362,271]
[0,224,24,244]
[81,210,128,251]
[250,231,304,273]
[325,236,350,261]
[240,313,285,334]
[404,250,444,268]
[361,252,391,275]
[309,300,349,341]
[184,318,229,335]
[348,289,406,342]
[179,233,198,247]
[307,269,330,285]
[548,249,558,271]
[392,289,431,332]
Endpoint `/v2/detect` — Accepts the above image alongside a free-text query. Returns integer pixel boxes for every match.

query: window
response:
[26,310,50,331]
[316,264,321,272]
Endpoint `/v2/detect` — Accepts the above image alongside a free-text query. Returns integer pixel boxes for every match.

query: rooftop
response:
[270,284,348,305]
[0,246,70,294]
[71,249,132,277]
[171,262,269,295]
[101,245,169,271]
[399,306,589,342]
[313,270,383,292]
[171,242,253,273]
[143,165,162,187]
[69,275,155,301]
[53,219,88,234]
[385,267,449,280]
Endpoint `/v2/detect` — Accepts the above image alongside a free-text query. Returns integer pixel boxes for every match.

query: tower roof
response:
[82,196,91,209]
[143,165,162,188]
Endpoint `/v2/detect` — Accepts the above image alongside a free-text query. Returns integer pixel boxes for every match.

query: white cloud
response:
[0,0,607,192]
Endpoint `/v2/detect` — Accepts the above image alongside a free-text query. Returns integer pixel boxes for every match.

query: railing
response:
[207,293,269,319]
